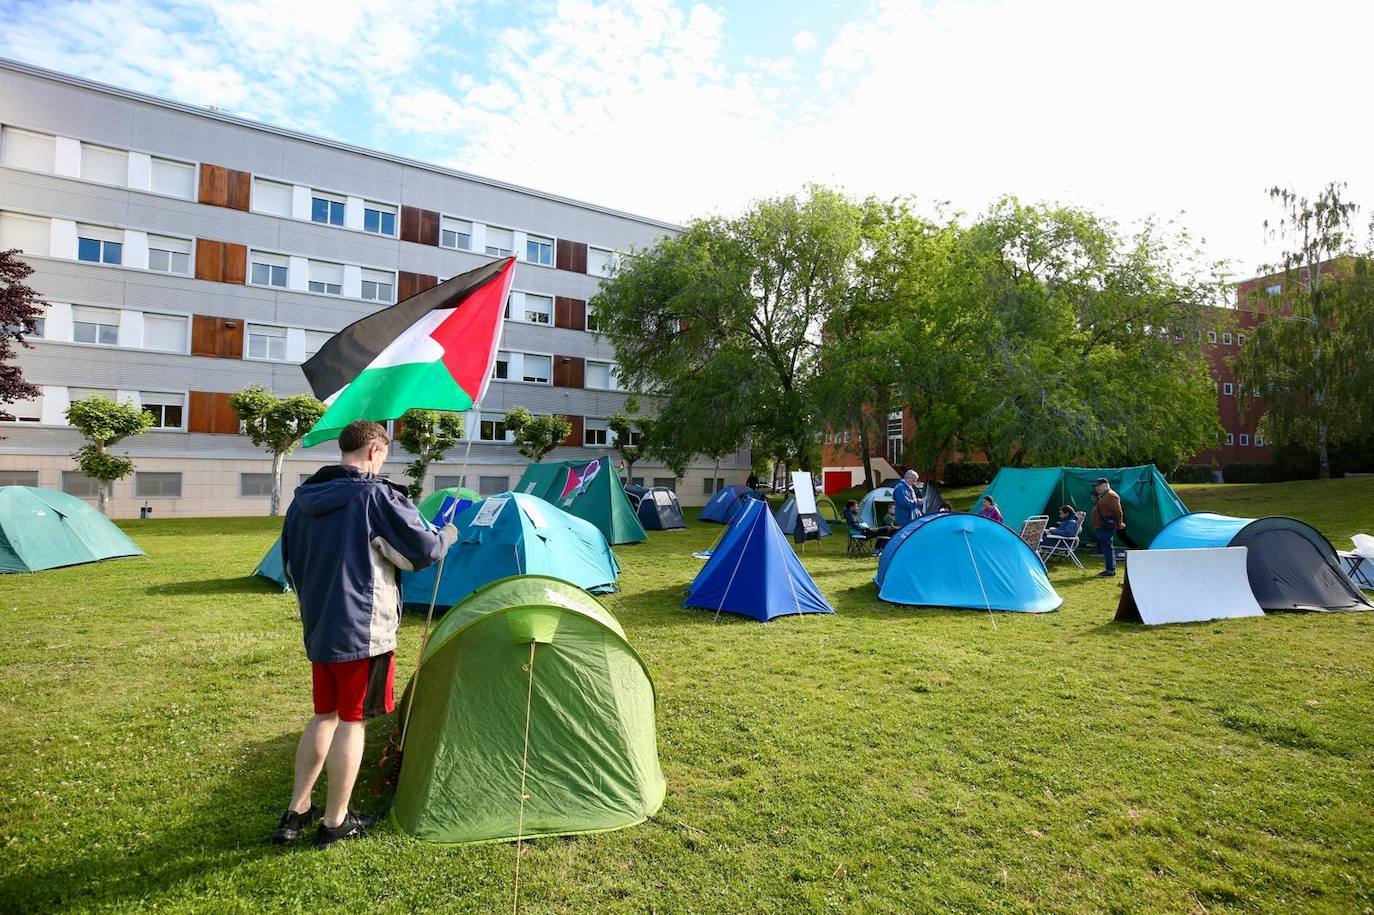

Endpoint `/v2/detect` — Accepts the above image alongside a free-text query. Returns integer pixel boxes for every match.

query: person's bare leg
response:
[290,712,338,813]
[323,720,366,827]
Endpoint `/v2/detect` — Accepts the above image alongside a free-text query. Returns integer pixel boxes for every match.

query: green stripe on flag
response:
[303,361,474,448]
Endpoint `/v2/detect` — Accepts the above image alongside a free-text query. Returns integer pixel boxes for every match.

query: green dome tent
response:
[417,486,480,520]
[0,487,143,573]
[515,456,647,545]
[393,575,665,845]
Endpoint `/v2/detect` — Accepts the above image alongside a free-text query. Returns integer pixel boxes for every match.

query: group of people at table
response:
[841,471,1125,576]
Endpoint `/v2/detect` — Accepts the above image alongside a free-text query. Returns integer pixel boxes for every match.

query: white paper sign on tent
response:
[1115,547,1264,625]
[471,496,508,528]
[791,471,817,515]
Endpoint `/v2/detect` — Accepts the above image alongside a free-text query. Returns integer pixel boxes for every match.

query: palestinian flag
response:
[300,258,515,447]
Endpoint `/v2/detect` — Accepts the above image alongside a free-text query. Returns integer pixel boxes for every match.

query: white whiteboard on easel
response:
[791,472,817,515]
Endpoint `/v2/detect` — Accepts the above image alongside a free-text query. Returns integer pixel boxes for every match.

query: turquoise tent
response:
[0,486,143,573]
[403,492,619,608]
[875,513,1062,613]
[857,485,896,527]
[683,499,834,621]
[254,536,288,590]
[975,465,1186,547]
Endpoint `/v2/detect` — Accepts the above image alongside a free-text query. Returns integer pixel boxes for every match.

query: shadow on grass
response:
[146,576,286,596]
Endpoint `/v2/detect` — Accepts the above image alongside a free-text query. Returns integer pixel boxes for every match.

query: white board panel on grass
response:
[1115,547,1264,625]
[791,471,817,515]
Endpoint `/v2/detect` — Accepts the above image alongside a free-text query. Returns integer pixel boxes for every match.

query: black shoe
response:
[272,804,322,844]
[1097,570,1116,578]
[315,811,380,850]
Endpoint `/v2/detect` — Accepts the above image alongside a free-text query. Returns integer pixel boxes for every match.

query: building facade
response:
[0,60,750,517]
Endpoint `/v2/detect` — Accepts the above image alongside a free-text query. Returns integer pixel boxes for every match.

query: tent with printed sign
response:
[1150,513,1372,612]
[683,499,834,621]
[700,483,756,524]
[403,492,619,608]
[515,456,646,545]
[0,486,143,573]
[875,513,1062,613]
[418,486,481,522]
[628,485,685,531]
[393,575,664,845]
[975,465,1186,547]
[774,497,832,538]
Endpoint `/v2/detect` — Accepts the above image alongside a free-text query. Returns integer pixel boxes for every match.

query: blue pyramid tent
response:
[875,513,1062,613]
[403,492,619,608]
[683,499,834,621]
[254,536,289,590]
[700,484,755,524]
[774,497,831,538]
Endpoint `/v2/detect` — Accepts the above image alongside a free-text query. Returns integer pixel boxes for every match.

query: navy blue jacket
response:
[892,480,922,526]
[282,465,451,663]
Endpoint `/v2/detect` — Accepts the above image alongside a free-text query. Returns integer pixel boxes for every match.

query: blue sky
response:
[1,0,1371,276]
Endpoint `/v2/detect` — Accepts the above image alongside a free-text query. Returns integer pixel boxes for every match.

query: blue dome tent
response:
[774,497,831,539]
[1151,513,1371,612]
[683,500,834,622]
[875,513,1062,613]
[700,484,756,524]
[857,485,896,527]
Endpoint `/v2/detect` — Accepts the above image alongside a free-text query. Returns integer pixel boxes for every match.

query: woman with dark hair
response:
[977,495,1003,524]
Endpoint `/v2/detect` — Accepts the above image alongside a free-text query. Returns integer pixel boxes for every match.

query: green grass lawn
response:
[2,477,1372,913]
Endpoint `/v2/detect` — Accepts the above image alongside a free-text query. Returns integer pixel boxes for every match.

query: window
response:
[521,354,551,384]
[653,477,676,491]
[1207,330,1217,343]
[0,470,39,486]
[524,294,552,325]
[479,414,510,442]
[142,313,188,352]
[68,387,117,403]
[304,330,331,360]
[1238,333,1246,346]
[240,473,273,497]
[526,234,553,266]
[62,471,102,498]
[0,391,41,422]
[80,144,127,186]
[1222,332,1233,345]
[136,472,182,498]
[252,178,293,216]
[363,203,396,236]
[147,236,191,275]
[246,324,287,361]
[703,477,725,495]
[1225,432,1234,446]
[613,424,643,447]
[441,217,472,250]
[478,475,508,496]
[587,247,616,277]
[77,225,123,265]
[1266,283,1281,296]
[585,361,612,390]
[1223,382,1233,395]
[361,268,394,303]
[1239,434,1249,446]
[486,226,514,257]
[150,158,195,198]
[307,260,344,295]
[1,127,55,171]
[584,418,610,447]
[72,306,120,345]
[311,192,345,226]
[139,392,184,430]
[250,252,289,288]
[433,475,466,491]
[0,212,50,255]
[1256,435,1264,447]
[492,351,510,380]
[585,305,600,333]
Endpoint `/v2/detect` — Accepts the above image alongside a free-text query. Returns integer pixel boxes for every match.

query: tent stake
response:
[512,640,538,915]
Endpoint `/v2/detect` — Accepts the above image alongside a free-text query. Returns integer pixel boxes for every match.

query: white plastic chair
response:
[1339,534,1374,589]
[1038,511,1087,569]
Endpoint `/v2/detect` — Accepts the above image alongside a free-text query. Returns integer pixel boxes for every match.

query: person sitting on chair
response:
[977,495,1003,524]
[844,500,897,539]
[1041,505,1079,543]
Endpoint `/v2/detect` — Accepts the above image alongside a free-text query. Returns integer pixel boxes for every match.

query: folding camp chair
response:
[847,524,874,559]
[1018,516,1048,553]
[1038,511,1087,569]
[1339,534,1374,589]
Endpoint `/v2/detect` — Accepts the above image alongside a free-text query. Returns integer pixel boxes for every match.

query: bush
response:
[1169,465,1217,484]
[942,461,995,488]
[1222,463,1278,484]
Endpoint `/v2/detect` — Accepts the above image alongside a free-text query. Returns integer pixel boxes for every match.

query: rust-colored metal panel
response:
[188,391,239,433]
[190,314,243,358]
[561,414,584,447]
[399,206,440,246]
[198,164,228,206]
[554,297,588,330]
[226,169,251,211]
[553,354,585,389]
[193,239,225,282]
[556,239,588,273]
[398,271,438,302]
[223,243,247,284]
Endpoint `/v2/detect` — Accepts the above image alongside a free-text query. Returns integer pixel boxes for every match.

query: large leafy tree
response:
[503,407,571,463]
[593,186,867,471]
[229,385,326,516]
[0,249,44,420]
[395,408,466,500]
[65,395,153,515]
[1233,183,1371,478]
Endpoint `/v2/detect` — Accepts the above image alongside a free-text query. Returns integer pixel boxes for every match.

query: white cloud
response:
[792,30,817,53]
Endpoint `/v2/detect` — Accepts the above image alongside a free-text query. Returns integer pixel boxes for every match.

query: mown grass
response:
[1,477,1371,913]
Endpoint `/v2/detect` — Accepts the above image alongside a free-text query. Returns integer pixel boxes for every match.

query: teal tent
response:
[515,457,646,545]
[0,487,143,573]
[254,536,289,590]
[975,465,1186,548]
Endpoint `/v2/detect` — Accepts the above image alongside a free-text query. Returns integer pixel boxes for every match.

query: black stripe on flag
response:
[301,258,511,401]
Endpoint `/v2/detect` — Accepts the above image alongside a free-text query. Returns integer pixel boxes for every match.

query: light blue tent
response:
[700,484,755,524]
[774,497,832,538]
[875,513,1062,613]
[403,492,619,608]
[254,536,289,590]
[683,499,834,622]
[858,485,896,527]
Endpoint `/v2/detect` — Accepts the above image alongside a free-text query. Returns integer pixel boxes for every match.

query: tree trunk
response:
[98,483,109,516]
[270,450,285,516]
[713,458,720,491]
[1317,419,1331,479]
[859,425,874,490]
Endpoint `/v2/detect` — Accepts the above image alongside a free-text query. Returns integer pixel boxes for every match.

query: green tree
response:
[65,395,153,515]
[395,408,466,500]
[1233,183,1370,478]
[593,185,867,471]
[1,249,44,423]
[503,407,571,463]
[608,411,649,481]
[228,385,326,516]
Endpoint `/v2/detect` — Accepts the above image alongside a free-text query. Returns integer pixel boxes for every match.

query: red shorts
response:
[311,652,395,722]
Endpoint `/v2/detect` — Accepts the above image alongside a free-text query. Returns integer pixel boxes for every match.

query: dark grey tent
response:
[922,483,948,514]
[1152,513,1373,612]
[634,486,685,531]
